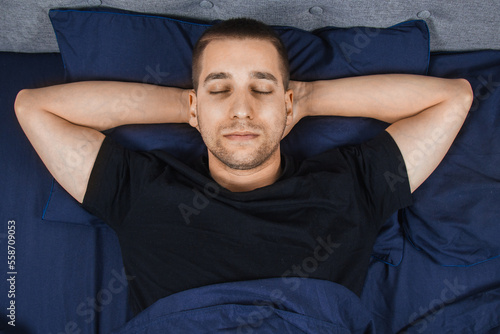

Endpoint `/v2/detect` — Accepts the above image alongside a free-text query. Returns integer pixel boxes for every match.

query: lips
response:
[223,131,260,141]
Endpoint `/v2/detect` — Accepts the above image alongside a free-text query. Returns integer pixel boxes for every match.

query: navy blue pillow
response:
[47,7,431,265]
[49,7,429,86]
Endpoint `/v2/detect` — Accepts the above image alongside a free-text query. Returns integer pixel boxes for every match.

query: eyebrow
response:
[250,71,278,85]
[203,71,279,87]
[203,72,232,86]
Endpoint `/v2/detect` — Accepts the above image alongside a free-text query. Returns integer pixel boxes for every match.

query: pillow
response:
[46,7,431,266]
[49,7,429,86]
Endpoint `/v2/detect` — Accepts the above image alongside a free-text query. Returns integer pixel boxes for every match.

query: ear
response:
[188,90,199,130]
[281,89,297,139]
[285,88,294,126]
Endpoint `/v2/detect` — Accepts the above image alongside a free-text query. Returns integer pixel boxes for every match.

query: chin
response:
[208,136,281,170]
[214,148,271,170]
[222,154,264,170]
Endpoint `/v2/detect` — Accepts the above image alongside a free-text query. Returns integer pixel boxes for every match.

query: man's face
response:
[189,38,293,170]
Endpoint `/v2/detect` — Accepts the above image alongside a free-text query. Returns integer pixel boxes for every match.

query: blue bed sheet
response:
[361,50,500,333]
[0,52,129,333]
[402,50,500,266]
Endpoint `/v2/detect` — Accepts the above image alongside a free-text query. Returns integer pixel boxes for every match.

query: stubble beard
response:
[198,116,287,171]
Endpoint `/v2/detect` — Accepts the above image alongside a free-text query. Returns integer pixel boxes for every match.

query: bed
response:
[1,1,499,333]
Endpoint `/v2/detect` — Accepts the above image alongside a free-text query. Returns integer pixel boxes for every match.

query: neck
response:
[208,150,282,192]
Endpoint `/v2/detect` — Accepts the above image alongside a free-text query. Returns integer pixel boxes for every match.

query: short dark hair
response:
[192,18,290,91]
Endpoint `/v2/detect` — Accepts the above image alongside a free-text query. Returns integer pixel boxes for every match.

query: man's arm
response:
[15,81,190,203]
[290,74,474,192]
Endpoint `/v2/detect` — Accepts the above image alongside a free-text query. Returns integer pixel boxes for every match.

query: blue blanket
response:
[112,278,374,334]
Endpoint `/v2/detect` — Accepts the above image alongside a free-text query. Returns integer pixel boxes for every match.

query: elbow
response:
[455,78,474,115]
[14,89,46,126]
[14,89,35,119]
[440,79,473,130]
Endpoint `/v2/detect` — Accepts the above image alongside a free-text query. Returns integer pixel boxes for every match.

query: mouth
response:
[223,131,260,141]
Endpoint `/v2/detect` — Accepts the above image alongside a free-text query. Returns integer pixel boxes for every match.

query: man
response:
[14,18,473,315]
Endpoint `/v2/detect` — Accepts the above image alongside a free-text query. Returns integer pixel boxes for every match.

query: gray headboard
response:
[1,0,500,53]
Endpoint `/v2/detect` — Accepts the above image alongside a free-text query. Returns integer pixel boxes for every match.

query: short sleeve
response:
[339,130,413,224]
[81,136,167,230]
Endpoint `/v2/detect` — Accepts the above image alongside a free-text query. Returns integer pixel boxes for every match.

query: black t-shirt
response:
[82,130,412,315]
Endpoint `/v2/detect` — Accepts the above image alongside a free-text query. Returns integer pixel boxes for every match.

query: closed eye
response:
[252,90,272,95]
[209,90,230,95]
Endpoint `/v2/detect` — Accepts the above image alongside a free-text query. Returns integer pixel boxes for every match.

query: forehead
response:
[199,38,282,78]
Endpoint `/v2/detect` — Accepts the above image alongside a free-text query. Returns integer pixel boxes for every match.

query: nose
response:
[230,91,253,120]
